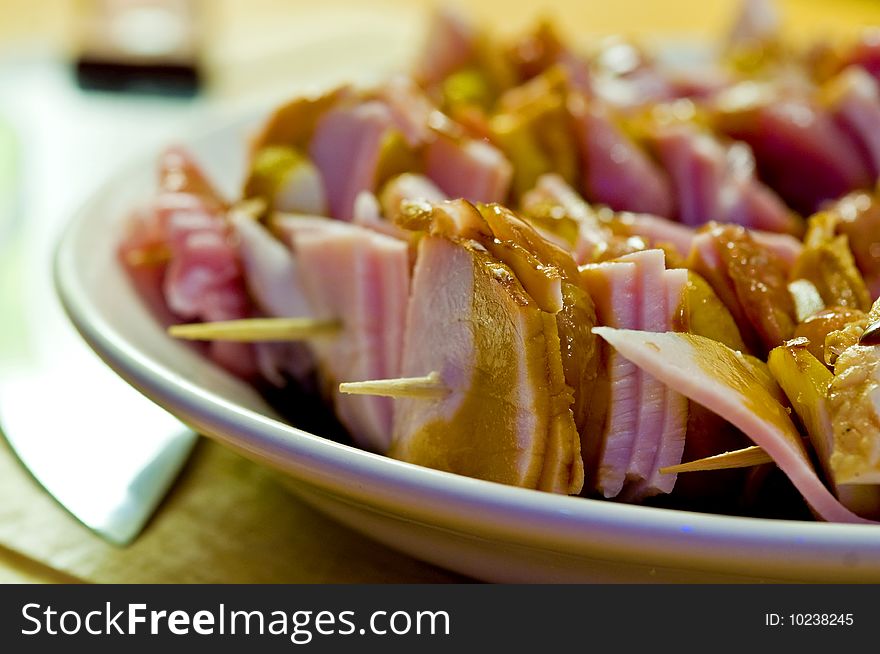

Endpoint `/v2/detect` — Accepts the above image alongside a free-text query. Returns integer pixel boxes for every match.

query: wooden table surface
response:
[2,0,879,584]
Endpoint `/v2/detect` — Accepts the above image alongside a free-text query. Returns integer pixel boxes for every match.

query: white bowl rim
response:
[53,115,880,581]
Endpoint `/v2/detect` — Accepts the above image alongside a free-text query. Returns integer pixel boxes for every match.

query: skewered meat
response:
[594,328,873,523]
[650,123,799,234]
[581,249,688,499]
[389,235,582,493]
[283,219,410,452]
[424,131,513,204]
[126,1,880,523]
[570,94,675,217]
[713,87,872,214]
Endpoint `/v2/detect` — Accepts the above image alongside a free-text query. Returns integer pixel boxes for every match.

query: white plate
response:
[54,92,880,586]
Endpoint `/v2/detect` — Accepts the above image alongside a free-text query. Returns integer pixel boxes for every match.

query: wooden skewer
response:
[168,317,340,342]
[339,372,448,399]
[659,445,773,475]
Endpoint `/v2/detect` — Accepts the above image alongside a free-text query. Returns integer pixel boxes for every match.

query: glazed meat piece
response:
[390,235,582,493]
[379,173,447,223]
[769,338,880,518]
[243,146,327,216]
[830,344,880,485]
[793,307,867,365]
[248,87,348,157]
[830,192,880,299]
[828,299,880,486]
[687,223,796,354]
[790,211,870,314]
[490,68,579,196]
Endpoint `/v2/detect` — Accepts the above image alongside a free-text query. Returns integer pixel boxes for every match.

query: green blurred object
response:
[0,119,24,368]
[0,116,16,244]
[0,116,23,360]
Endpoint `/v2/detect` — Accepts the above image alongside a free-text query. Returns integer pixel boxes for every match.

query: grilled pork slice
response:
[424,131,513,204]
[390,236,581,493]
[569,95,675,217]
[581,250,688,499]
[395,199,589,491]
[830,192,880,299]
[285,219,410,452]
[770,339,880,518]
[145,148,259,380]
[412,5,478,87]
[826,67,880,179]
[650,124,799,235]
[595,328,875,523]
[713,87,871,214]
[230,208,316,388]
[790,211,871,314]
[830,346,880,486]
[829,298,880,486]
[687,223,796,355]
[309,100,412,220]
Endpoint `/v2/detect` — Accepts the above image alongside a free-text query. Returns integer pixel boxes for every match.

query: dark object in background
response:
[73,0,203,96]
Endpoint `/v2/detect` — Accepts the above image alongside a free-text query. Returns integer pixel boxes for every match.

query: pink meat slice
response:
[717,97,872,214]
[727,0,780,50]
[613,212,696,255]
[652,124,798,234]
[376,75,437,147]
[644,268,690,494]
[412,5,477,86]
[594,328,875,524]
[616,250,668,490]
[309,100,396,221]
[230,210,316,387]
[162,207,257,379]
[827,67,880,180]
[569,95,675,217]
[580,260,640,497]
[148,148,258,379]
[616,254,689,500]
[424,133,513,204]
[286,220,410,452]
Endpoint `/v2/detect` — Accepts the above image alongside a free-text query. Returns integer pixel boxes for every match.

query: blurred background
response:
[3,0,880,268]
[1,0,880,583]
